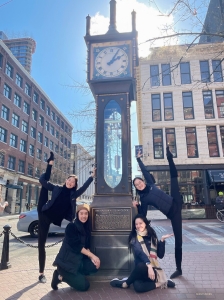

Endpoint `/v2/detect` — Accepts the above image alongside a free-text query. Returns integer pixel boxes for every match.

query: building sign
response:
[208,170,224,183]
[182,209,206,219]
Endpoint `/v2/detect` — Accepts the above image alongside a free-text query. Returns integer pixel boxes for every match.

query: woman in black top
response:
[110,214,174,292]
[51,204,100,291]
[132,147,183,279]
[37,152,95,283]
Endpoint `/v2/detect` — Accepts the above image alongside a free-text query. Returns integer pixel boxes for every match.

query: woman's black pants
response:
[37,164,52,273]
[57,258,98,291]
[126,263,156,293]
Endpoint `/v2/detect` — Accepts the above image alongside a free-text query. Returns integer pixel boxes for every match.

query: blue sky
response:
[0,0,208,174]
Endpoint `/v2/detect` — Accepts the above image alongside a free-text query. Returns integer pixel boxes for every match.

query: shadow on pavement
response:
[5,282,39,300]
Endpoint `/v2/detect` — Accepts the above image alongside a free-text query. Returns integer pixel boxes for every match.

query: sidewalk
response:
[1,219,224,299]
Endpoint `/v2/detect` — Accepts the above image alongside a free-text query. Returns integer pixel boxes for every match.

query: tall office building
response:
[0,31,36,73]
[199,0,224,43]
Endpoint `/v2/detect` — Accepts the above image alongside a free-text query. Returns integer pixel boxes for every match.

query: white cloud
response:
[90,0,175,57]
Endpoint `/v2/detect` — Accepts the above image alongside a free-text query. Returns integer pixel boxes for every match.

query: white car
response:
[17,209,69,238]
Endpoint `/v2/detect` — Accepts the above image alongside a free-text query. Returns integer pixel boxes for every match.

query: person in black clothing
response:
[110,214,175,292]
[132,146,183,279]
[37,152,95,283]
[51,203,100,291]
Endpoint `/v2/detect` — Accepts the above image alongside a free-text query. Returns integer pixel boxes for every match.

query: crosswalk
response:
[154,222,224,245]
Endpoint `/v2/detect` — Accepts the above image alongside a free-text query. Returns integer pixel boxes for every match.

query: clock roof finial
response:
[107,0,118,34]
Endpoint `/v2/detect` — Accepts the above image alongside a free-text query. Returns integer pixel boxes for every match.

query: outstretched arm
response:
[136,151,155,185]
[75,167,96,198]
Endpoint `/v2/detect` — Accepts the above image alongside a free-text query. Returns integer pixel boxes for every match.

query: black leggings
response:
[126,263,156,293]
[167,159,182,271]
[57,257,98,291]
[37,164,52,273]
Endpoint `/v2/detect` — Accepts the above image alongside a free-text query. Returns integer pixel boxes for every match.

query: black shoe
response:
[170,269,182,279]
[167,279,175,288]
[166,146,173,160]
[110,278,128,288]
[47,151,54,163]
[51,270,61,290]
[39,274,46,283]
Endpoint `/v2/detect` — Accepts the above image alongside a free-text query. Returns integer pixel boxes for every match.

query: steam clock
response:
[85,0,139,276]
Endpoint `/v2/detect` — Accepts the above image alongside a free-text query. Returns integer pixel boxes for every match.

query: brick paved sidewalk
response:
[1,250,224,299]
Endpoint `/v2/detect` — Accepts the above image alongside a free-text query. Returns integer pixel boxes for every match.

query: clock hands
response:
[107,49,121,66]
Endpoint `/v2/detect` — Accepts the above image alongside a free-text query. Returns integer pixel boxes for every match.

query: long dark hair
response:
[128,214,158,247]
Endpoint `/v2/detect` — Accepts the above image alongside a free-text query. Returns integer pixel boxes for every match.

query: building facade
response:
[0,40,73,213]
[0,31,36,73]
[71,143,94,203]
[136,42,224,216]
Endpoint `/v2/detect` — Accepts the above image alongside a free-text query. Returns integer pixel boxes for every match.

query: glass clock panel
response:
[104,100,122,188]
[93,45,131,79]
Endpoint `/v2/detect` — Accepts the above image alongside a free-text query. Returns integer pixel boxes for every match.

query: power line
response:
[0,0,14,9]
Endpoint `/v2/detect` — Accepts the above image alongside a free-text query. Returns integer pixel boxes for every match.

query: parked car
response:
[17,209,69,238]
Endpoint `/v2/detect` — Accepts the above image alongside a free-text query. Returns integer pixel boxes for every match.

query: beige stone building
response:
[136,42,224,209]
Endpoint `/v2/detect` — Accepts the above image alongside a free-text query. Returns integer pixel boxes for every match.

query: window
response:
[40,99,45,110]
[7,156,16,170]
[212,60,223,82]
[25,83,31,96]
[60,147,63,157]
[12,113,19,128]
[185,127,198,158]
[65,125,68,133]
[200,61,210,83]
[5,62,13,78]
[61,135,64,143]
[28,164,33,176]
[18,160,25,173]
[46,106,50,116]
[165,129,177,157]
[153,129,163,159]
[61,121,64,130]
[56,130,59,139]
[44,136,49,147]
[37,148,42,160]
[164,93,174,120]
[29,144,34,156]
[220,126,224,156]
[55,145,59,153]
[20,139,27,152]
[0,53,3,68]
[50,125,54,136]
[207,126,219,157]
[10,133,18,148]
[64,138,67,146]
[35,167,40,178]
[203,91,214,118]
[0,153,5,167]
[16,73,23,88]
[14,93,21,108]
[151,94,161,121]
[50,140,54,150]
[38,132,43,143]
[216,90,224,118]
[150,65,160,86]
[0,127,7,143]
[180,62,191,84]
[182,92,194,119]
[51,111,55,121]
[32,109,37,121]
[4,84,12,99]
[30,126,36,139]
[45,121,49,131]
[68,141,71,148]
[39,115,44,126]
[161,64,171,86]
[23,101,30,115]
[56,116,60,125]
[33,92,39,104]
[44,152,48,162]
[1,105,10,121]
[64,150,67,159]
[21,120,28,133]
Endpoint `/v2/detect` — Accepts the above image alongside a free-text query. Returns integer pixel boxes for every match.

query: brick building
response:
[0,39,73,213]
[136,42,224,212]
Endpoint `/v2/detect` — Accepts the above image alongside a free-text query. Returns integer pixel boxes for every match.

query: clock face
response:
[93,45,130,79]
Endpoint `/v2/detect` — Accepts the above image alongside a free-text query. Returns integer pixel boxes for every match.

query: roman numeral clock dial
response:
[93,45,130,79]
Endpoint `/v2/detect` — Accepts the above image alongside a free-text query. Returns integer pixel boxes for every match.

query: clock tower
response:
[85,0,139,276]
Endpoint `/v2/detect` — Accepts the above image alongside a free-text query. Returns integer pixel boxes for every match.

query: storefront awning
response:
[207,170,224,183]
